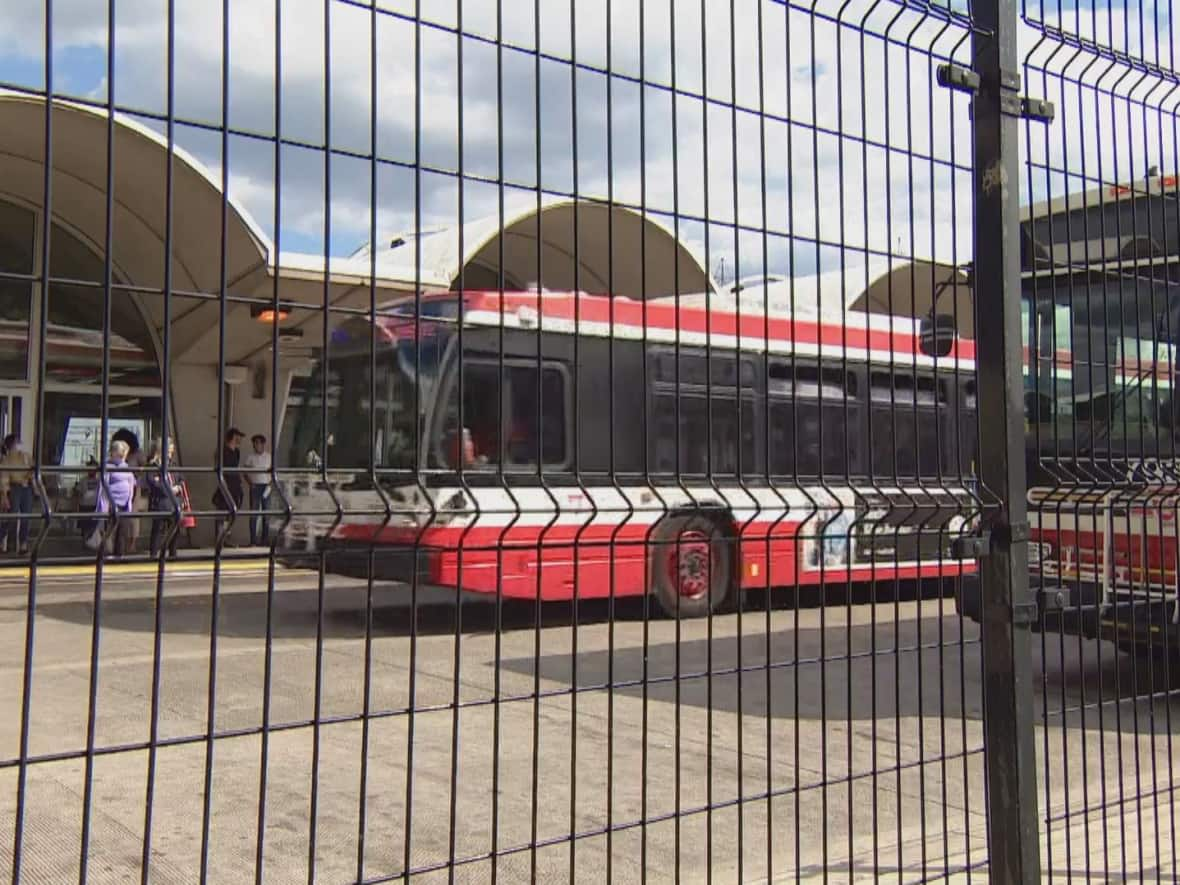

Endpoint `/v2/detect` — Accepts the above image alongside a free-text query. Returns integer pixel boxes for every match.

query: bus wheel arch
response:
[648,506,738,618]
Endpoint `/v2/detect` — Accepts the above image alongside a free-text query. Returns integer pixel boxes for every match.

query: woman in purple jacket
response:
[95,439,136,556]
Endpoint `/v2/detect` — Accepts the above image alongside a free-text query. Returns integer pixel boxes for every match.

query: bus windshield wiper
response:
[1074,309,1170,457]
[1073,366,1151,457]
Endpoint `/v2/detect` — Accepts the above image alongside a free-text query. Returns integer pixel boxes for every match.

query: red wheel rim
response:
[666,530,712,600]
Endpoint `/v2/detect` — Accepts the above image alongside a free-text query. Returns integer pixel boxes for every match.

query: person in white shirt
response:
[242,434,272,546]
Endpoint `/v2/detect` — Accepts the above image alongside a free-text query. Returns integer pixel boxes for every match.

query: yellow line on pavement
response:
[0,557,274,579]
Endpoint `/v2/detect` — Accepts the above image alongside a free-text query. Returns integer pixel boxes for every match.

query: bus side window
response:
[433,361,498,468]
[1158,396,1179,435]
[650,392,678,474]
[767,399,795,477]
[647,387,756,477]
[431,359,500,469]
[679,397,711,474]
[869,371,943,479]
[957,381,978,477]
[435,360,568,470]
[721,397,758,477]
[504,364,568,470]
[767,363,858,479]
[648,392,714,476]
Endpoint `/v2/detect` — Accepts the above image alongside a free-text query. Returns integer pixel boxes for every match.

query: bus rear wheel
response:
[650,513,733,618]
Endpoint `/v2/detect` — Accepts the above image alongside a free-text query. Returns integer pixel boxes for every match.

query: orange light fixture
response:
[250,304,290,323]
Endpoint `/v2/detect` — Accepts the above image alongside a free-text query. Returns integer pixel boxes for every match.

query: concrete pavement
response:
[0,567,1176,882]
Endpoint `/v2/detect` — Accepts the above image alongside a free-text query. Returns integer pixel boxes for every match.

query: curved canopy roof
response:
[722,257,975,340]
[348,196,719,299]
[0,90,276,364]
[849,259,974,339]
[0,90,270,296]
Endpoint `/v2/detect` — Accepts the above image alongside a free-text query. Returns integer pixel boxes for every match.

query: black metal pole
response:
[972,0,1043,880]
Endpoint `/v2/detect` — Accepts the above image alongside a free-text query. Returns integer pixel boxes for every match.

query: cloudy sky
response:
[0,0,1174,286]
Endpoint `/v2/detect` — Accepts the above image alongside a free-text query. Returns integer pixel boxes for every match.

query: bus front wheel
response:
[649,513,733,619]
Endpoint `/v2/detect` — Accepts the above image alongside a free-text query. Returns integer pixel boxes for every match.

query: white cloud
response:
[1,0,1172,285]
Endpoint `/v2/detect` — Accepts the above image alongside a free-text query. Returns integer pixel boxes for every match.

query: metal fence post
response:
[971,0,1044,879]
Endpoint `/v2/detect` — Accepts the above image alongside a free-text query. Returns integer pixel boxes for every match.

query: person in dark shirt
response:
[147,438,183,558]
[213,427,244,544]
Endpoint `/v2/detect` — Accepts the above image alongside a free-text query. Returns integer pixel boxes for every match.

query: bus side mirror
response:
[919,313,956,358]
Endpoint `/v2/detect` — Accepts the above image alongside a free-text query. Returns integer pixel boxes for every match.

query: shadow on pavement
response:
[29,581,1180,729]
[498,621,1180,728]
[27,578,940,641]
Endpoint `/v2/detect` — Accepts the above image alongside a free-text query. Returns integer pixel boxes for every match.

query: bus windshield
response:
[285,321,450,472]
[1024,279,1180,457]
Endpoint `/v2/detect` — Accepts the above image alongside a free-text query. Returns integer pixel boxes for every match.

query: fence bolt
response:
[938,63,1055,123]
[1020,97,1056,123]
[937,63,981,94]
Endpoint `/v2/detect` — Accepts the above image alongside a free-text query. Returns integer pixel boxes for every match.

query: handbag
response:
[84,525,112,554]
[178,481,197,529]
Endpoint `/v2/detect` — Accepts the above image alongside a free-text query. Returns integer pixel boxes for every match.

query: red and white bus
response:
[278,288,980,617]
[995,272,1180,650]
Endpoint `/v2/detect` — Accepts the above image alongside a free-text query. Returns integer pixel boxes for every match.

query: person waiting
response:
[0,434,33,554]
[112,428,145,553]
[146,438,184,558]
[242,433,272,546]
[213,428,244,544]
[94,439,136,557]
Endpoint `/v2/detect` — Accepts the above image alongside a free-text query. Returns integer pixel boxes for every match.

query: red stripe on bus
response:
[442,290,977,361]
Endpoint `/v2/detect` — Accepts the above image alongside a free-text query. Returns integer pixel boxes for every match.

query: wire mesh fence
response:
[1020,0,1180,880]
[0,0,1175,882]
